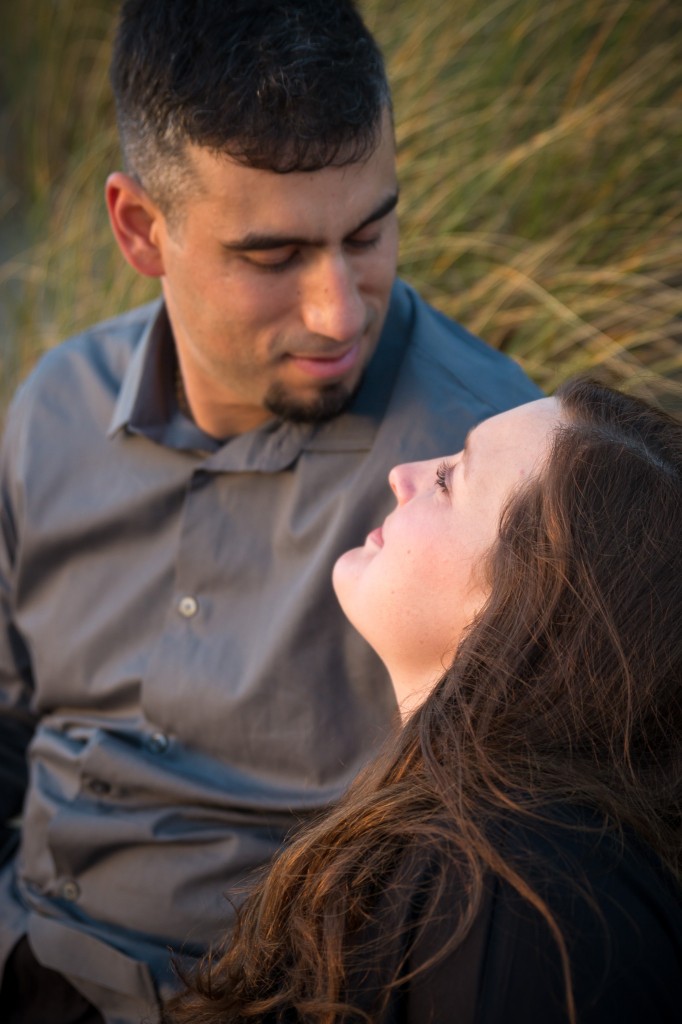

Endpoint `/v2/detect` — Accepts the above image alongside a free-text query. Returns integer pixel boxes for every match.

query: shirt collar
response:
[107,281,412,470]
[107,301,221,453]
[109,301,174,435]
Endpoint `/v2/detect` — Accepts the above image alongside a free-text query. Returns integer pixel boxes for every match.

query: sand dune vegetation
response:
[1,0,681,415]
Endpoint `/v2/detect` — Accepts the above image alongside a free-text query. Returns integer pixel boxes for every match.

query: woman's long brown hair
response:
[166,379,682,1023]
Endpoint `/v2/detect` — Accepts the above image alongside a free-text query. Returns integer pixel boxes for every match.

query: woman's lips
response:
[288,343,361,380]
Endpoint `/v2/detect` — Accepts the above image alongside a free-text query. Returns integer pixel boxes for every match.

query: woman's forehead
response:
[472,397,562,450]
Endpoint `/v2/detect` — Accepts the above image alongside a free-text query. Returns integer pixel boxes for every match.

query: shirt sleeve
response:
[0,401,37,837]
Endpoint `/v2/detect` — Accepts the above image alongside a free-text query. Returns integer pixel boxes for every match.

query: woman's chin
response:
[331,545,364,606]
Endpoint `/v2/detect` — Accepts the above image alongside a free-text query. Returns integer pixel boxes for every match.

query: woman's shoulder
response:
[495,802,678,884]
[399,807,681,1024]
[481,808,680,1024]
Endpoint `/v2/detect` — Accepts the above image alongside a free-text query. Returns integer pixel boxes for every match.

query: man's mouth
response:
[287,343,361,380]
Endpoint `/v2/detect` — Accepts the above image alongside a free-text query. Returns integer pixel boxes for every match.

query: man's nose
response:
[300,255,366,343]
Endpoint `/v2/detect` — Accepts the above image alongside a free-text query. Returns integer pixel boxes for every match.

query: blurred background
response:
[1,0,681,418]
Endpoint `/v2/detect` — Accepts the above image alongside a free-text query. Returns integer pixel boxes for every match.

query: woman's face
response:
[332,397,563,717]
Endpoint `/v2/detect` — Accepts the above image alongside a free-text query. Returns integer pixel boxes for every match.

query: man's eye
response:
[346,233,380,251]
[245,250,299,272]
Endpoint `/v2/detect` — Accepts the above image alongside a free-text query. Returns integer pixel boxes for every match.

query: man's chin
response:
[264,380,357,424]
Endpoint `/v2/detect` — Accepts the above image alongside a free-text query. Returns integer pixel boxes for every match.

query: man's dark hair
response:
[110,0,391,211]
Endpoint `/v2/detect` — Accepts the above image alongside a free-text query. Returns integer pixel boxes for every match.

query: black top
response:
[342,812,682,1023]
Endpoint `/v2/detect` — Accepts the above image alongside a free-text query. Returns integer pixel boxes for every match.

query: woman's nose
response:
[389,458,446,505]
[388,462,418,505]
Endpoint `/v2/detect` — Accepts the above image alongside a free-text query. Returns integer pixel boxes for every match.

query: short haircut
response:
[110,0,392,212]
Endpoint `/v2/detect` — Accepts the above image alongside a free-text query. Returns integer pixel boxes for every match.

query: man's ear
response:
[105,172,166,278]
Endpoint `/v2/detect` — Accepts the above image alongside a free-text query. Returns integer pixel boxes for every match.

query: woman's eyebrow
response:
[221,190,400,252]
[461,429,474,479]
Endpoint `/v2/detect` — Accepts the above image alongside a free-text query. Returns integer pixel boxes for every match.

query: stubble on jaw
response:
[263,379,357,423]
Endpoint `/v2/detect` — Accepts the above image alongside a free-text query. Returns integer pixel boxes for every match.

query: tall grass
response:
[1,0,681,415]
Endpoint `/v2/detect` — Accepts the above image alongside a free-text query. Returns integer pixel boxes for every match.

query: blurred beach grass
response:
[1,0,681,415]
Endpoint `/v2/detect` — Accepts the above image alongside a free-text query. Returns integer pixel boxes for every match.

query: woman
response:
[167,378,681,1023]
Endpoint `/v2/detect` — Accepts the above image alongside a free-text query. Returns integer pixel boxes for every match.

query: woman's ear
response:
[105,172,166,278]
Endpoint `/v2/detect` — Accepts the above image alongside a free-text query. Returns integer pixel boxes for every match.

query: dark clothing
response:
[0,280,541,1021]
[347,816,682,1023]
[0,937,104,1024]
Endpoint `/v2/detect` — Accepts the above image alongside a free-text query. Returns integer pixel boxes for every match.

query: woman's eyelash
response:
[435,460,453,492]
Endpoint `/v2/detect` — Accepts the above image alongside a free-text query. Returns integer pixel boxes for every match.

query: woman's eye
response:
[435,460,452,492]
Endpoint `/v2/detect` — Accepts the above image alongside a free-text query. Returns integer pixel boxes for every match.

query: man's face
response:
[150,117,399,436]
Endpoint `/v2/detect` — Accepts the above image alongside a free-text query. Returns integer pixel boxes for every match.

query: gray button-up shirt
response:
[0,279,541,1022]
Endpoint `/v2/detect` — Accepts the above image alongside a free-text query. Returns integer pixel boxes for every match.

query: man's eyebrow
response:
[351,190,400,235]
[221,190,400,252]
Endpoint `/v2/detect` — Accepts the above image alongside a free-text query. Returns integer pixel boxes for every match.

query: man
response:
[0,2,541,1021]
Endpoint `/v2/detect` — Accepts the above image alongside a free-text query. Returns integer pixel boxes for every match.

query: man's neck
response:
[178,373,274,439]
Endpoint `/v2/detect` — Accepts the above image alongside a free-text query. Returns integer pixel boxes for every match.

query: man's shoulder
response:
[2,301,162,467]
[7,301,161,425]
[68,300,161,347]
[29,301,159,387]
[392,280,542,414]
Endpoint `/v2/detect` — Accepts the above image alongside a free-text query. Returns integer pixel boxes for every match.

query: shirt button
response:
[61,880,80,902]
[147,732,169,754]
[178,595,199,618]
